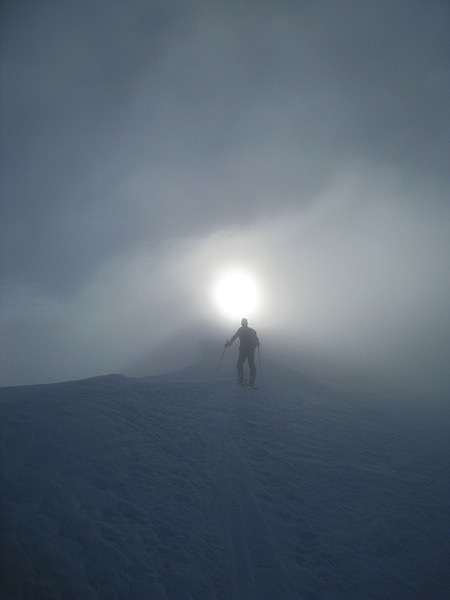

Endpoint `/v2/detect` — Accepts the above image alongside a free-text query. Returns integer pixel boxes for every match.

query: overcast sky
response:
[1,0,449,396]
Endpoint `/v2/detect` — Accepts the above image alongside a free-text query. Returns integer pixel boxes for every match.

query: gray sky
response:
[1,0,449,396]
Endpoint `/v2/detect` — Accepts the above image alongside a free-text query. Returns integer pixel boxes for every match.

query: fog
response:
[1,0,449,397]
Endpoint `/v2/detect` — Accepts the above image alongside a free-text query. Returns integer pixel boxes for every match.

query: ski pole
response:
[214,345,227,379]
[257,346,264,387]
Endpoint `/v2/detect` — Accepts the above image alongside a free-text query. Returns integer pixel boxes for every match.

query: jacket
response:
[229,326,260,350]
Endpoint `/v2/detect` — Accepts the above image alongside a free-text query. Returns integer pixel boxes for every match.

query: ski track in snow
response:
[1,365,450,600]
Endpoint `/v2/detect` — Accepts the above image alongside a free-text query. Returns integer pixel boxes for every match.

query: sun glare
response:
[211,268,261,321]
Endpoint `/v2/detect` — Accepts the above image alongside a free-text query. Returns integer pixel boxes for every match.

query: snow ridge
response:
[1,365,449,599]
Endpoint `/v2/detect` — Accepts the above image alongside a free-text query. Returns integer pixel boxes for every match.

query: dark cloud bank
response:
[1,0,449,398]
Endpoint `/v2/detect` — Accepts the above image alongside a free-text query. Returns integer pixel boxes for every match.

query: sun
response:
[211,267,261,321]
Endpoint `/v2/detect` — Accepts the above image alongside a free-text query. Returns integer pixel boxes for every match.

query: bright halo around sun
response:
[211,268,261,321]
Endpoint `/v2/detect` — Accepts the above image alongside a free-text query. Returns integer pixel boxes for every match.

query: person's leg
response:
[236,350,245,383]
[248,350,257,384]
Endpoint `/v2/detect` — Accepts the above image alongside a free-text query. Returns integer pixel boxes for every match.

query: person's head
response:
[241,318,248,327]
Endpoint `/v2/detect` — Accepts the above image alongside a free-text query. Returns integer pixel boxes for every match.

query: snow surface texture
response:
[1,363,449,600]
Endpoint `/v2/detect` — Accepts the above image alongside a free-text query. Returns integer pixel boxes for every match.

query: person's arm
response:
[225,328,241,347]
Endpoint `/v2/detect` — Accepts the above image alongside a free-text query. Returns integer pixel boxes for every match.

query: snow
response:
[1,362,449,600]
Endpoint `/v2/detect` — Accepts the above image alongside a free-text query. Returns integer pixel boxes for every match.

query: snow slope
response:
[1,363,449,600]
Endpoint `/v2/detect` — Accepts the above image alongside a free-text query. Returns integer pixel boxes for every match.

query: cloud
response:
[2,166,449,394]
[1,0,449,395]
[100,167,448,395]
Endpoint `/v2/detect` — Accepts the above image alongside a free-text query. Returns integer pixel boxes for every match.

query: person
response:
[225,318,260,385]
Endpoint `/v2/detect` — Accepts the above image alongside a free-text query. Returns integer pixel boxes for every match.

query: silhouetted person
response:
[225,318,260,385]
